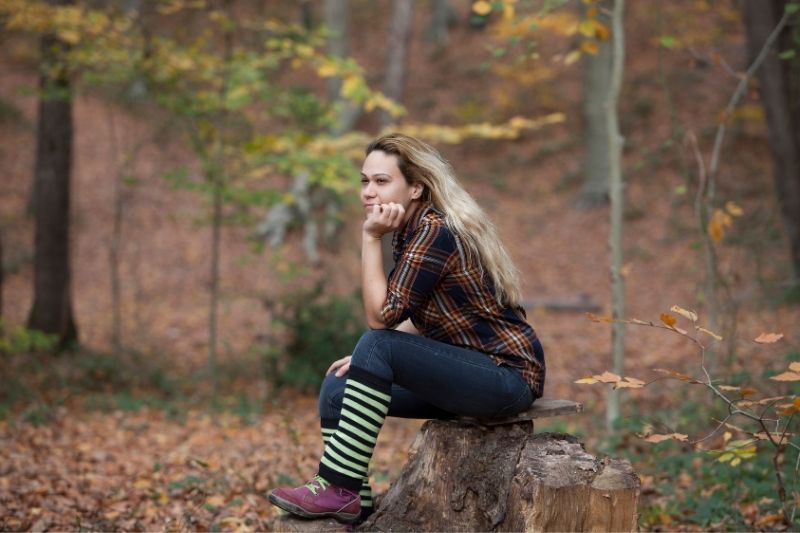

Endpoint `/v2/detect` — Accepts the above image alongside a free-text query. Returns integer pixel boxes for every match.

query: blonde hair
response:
[366,133,522,307]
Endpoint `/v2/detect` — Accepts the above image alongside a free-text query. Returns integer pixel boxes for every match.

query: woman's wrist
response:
[362,229,383,243]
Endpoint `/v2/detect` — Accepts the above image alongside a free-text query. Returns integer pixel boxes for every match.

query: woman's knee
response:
[318,372,347,420]
[351,329,395,365]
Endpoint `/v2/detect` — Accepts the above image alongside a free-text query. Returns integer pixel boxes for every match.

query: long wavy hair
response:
[366,133,522,307]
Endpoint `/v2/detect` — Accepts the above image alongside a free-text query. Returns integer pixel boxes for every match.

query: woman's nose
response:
[363,182,376,198]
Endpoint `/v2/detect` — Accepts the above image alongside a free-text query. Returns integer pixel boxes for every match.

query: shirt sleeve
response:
[380,220,457,328]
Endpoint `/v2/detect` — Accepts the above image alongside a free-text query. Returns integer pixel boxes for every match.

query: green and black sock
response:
[320,419,374,515]
[318,367,391,494]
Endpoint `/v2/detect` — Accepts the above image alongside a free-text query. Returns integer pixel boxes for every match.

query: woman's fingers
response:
[334,360,351,377]
[326,355,352,376]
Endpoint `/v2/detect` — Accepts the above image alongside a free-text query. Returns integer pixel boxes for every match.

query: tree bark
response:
[275,421,640,532]
[578,0,612,209]
[27,0,78,348]
[606,0,626,431]
[325,0,361,135]
[743,0,800,281]
[379,0,414,129]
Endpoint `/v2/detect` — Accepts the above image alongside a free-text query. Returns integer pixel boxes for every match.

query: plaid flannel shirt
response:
[381,203,545,398]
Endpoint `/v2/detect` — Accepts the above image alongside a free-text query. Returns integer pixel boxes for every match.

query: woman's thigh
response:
[349,329,532,419]
[319,372,455,421]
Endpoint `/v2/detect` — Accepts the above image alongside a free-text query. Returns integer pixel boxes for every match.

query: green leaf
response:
[778,49,796,60]
[659,36,677,49]
[785,2,800,14]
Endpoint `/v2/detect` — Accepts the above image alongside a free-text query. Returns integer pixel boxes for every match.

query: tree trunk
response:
[426,0,454,49]
[578,0,612,209]
[27,0,78,348]
[379,0,414,129]
[606,0,626,432]
[276,421,640,532]
[743,0,800,281]
[325,0,361,135]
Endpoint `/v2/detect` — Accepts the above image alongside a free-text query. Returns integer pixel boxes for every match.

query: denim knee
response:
[351,329,395,369]
[319,372,346,421]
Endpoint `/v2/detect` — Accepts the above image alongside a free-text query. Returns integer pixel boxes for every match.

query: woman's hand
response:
[363,202,405,240]
[326,355,352,377]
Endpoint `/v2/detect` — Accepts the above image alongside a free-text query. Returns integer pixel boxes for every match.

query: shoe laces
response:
[304,475,330,495]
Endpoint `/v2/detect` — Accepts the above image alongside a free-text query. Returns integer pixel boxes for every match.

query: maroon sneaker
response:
[268,475,361,523]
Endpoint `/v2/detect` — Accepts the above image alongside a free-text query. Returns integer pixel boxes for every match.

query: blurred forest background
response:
[1,0,800,530]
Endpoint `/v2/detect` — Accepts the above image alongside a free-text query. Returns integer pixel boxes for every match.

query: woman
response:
[268,133,545,524]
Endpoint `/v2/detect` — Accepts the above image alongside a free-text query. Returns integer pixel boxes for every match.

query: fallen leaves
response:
[0,399,422,531]
[574,371,646,389]
[640,433,689,443]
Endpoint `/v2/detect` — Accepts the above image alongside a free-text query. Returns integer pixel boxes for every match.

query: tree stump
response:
[275,400,640,532]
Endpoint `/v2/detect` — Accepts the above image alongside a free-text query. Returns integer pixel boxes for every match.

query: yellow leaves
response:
[708,208,733,243]
[472,1,493,16]
[579,40,600,55]
[708,201,743,243]
[714,433,757,466]
[393,113,565,145]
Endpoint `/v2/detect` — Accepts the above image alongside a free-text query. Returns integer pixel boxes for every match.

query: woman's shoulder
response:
[411,205,459,253]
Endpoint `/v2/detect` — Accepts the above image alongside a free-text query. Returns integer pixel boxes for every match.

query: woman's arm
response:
[362,232,388,329]
[362,203,406,329]
[395,318,419,335]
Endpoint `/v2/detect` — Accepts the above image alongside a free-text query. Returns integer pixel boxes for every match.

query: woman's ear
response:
[411,182,424,200]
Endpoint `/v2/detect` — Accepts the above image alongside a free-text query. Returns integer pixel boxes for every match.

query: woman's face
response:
[360,150,422,220]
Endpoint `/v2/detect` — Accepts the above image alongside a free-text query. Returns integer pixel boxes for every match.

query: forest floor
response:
[2,1,800,531]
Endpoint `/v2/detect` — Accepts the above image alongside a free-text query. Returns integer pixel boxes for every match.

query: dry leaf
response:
[789,362,800,372]
[718,385,740,392]
[697,327,722,341]
[754,332,784,344]
[587,312,613,323]
[642,433,689,443]
[206,494,226,507]
[670,305,698,323]
[595,371,622,383]
[653,368,700,383]
[725,201,743,217]
[574,376,599,384]
[660,313,677,328]
[770,371,800,382]
[615,378,646,389]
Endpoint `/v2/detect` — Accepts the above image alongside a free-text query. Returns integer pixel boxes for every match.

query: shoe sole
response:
[268,492,360,523]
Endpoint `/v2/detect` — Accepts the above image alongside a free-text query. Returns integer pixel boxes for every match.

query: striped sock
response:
[321,421,373,511]
[318,368,391,491]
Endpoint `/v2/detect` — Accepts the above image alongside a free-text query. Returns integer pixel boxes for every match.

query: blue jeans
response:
[319,329,535,422]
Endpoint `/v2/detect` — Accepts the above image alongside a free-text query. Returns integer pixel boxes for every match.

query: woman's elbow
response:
[366,315,388,330]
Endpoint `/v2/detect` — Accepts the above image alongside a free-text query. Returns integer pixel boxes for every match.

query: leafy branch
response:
[582,308,797,526]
